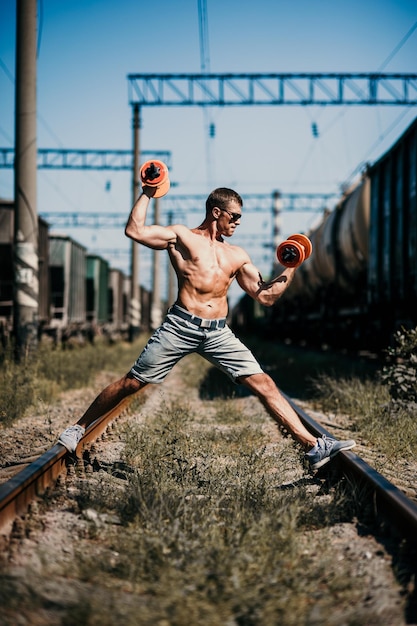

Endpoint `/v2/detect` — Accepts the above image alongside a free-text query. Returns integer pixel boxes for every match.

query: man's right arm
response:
[125,188,177,250]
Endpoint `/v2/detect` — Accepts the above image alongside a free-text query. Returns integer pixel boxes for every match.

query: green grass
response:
[67,398,372,626]
[0,336,148,427]
[310,372,417,462]
[238,335,417,464]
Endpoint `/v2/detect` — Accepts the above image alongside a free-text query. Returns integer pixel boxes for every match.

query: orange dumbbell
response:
[276,233,312,268]
[140,160,170,198]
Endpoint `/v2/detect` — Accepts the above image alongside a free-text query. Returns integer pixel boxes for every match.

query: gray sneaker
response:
[58,425,85,452]
[306,435,356,470]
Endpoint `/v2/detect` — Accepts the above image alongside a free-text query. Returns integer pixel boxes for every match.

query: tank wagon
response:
[232,116,417,351]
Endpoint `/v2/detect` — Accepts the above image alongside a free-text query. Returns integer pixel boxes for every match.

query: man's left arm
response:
[236,261,296,307]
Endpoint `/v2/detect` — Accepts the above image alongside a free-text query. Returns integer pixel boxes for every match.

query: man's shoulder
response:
[221,241,251,270]
[225,240,250,259]
[171,223,192,235]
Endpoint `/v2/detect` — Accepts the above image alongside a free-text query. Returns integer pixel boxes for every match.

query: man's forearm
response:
[255,267,296,306]
[125,191,152,240]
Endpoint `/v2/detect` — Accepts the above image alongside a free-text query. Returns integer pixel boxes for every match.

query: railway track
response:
[0,398,130,536]
[1,391,417,546]
[285,395,417,542]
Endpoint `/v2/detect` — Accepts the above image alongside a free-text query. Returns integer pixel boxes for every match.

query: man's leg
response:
[240,372,356,469]
[58,374,146,452]
[239,372,317,447]
[77,373,146,429]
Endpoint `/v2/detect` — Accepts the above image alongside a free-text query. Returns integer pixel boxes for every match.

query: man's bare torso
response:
[168,224,250,319]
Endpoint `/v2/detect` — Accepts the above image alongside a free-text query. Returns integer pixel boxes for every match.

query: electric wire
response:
[345,107,414,183]
[377,20,417,71]
[297,19,417,194]
[0,57,14,83]
[341,19,417,187]
[36,0,43,58]
[198,0,216,188]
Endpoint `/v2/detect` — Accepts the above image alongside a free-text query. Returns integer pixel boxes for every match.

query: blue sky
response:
[1,0,416,304]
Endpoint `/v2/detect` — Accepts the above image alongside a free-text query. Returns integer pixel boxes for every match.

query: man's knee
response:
[239,372,276,395]
[124,372,146,394]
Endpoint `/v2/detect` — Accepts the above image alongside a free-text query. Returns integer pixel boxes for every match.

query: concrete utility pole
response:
[150,197,162,329]
[272,190,282,268]
[167,211,176,307]
[129,104,141,341]
[13,0,38,359]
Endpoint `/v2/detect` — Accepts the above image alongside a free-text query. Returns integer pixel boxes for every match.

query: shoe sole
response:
[310,442,356,470]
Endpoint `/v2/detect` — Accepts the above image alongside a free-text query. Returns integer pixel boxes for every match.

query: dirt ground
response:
[0,360,416,625]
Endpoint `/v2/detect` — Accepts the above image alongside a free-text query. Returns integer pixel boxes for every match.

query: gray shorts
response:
[130,305,263,384]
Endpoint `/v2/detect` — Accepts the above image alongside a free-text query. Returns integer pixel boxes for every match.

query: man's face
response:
[217,201,242,237]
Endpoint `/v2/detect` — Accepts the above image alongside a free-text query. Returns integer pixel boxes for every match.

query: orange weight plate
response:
[276,239,305,268]
[288,233,313,259]
[140,160,169,187]
[152,177,171,198]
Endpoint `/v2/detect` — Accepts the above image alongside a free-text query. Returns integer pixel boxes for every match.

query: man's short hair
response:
[205,188,243,216]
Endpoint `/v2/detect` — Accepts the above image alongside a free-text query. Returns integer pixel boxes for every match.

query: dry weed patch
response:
[0,344,409,624]
[0,337,147,427]
[311,373,417,462]
[54,398,384,625]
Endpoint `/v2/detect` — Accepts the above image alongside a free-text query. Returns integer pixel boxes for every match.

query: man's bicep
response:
[130,224,177,249]
[236,262,264,297]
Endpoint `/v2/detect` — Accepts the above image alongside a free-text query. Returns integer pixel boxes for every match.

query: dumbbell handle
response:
[143,162,161,182]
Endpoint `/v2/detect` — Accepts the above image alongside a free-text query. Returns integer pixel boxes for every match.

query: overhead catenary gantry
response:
[40,191,337,228]
[127,72,417,106]
[0,148,172,170]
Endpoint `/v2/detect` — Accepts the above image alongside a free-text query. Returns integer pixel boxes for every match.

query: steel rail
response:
[1,393,417,544]
[0,398,130,535]
[287,394,417,542]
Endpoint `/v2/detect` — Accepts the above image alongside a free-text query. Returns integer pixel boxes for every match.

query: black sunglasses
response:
[220,208,242,222]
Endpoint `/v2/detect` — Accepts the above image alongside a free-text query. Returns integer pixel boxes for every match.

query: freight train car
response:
[232,116,417,351]
[0,200,50,339]
[49,234,87,331]
[108,268,129,331]
[86,254,109,326]
[367,118,417,337]
[0,196,159,345]
[0,209,136,342]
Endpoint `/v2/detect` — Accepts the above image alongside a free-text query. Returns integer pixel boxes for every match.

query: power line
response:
[346,108,414,183]
[198,0,215,187]
[198,0,210,72]
[0,58,14,82]
[378,20,417,71]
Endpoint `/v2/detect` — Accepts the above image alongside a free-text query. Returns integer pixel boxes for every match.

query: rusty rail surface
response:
[0,398,130,535]
[1,394,417,543]
[287,395,417,542]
